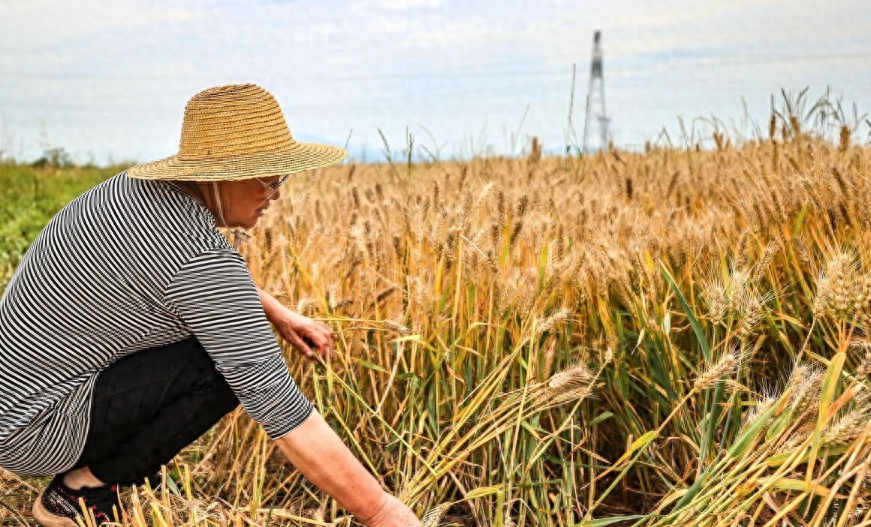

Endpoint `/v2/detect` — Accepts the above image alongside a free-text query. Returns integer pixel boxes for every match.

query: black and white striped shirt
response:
[0,172,312,476]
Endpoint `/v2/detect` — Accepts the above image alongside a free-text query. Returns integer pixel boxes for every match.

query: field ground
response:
[3,117,871,526]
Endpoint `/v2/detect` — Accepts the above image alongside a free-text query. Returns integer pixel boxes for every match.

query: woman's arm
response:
[257,287,336,360]
[256,292,417,523]
[275,411,421,527]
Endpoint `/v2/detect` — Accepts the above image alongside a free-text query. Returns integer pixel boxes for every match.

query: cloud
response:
[0,0,868,162]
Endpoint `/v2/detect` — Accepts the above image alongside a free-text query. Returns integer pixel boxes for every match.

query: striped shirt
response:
[0,172,313,476]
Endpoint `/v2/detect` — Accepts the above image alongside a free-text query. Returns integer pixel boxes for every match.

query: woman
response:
[0,84,421,527]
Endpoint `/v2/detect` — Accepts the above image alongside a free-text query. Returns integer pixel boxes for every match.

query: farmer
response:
[0,84,421,527]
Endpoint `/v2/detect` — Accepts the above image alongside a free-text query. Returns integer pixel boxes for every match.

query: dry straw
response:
[128,84,347,181]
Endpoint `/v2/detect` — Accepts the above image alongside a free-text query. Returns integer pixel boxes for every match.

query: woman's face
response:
[218,176,284,229]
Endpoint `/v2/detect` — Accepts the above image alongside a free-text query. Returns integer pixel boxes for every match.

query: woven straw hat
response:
[127,84,347,181]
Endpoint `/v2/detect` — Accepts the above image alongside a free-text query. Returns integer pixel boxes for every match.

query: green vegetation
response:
[0,163,117,290]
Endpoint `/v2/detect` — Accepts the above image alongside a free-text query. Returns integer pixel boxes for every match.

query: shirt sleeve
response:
[164,249,313,438]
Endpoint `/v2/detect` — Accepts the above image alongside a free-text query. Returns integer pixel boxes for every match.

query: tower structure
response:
[583,30,610,152]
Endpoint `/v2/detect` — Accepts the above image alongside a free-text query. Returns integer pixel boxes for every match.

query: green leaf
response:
[673,471,707,511]
[807,351,846,481]
[520,420,543,439]
[728,402,778,458]
[765,408,794,442]
[165,475,181,497]
[353,358,389,374]
[818,352,845,427]
[589,412,614,427]
[660,262,710,361]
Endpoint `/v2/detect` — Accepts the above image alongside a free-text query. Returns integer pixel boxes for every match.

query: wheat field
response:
[3,108,871,527]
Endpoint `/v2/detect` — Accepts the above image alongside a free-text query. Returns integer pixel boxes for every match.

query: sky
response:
[1,0,869,165]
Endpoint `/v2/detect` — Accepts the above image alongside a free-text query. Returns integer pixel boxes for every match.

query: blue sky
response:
[1,0,869,165]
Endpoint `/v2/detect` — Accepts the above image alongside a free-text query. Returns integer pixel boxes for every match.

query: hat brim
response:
[127,140,348,181]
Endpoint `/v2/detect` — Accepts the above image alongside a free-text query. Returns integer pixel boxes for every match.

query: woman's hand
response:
[359,494,422,527]
[275,412,422,527]
[257,287,337,361]
[274,309,337,361]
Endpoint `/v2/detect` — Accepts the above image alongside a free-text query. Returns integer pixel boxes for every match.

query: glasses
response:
[256,175,289,197]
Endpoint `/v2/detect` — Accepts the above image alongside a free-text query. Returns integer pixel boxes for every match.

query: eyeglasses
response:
[256,175,289,197]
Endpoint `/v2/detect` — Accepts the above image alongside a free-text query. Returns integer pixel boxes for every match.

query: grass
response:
[0,163,119,290]
[2,109,871,526]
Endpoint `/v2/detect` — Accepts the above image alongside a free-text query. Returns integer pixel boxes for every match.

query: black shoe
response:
[32,475,120,527]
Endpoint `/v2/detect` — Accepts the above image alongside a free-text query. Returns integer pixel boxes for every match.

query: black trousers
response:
[71,337,239,486]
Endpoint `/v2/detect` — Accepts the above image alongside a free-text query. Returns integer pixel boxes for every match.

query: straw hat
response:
[127,84,347,181]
